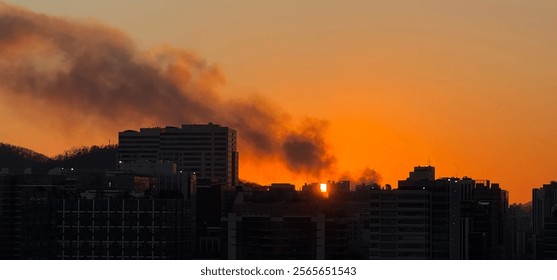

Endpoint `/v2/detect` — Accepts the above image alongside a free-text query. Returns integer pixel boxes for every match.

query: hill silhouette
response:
[0,143,117,173]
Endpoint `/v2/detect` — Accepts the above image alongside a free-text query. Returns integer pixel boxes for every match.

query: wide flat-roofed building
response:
[118,123,238,188]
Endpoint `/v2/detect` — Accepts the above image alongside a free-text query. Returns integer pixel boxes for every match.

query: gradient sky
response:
[3,0,557,202]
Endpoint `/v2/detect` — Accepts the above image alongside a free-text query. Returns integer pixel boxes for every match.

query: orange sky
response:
[3,1,557,203]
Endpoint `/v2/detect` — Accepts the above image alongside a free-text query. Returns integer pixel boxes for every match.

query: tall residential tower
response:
[118,123,238,188]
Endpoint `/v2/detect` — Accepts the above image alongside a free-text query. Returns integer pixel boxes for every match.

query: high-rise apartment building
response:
[226,186,370,260]
[393,166,508,260]
[118,124,238,188]
[0,169,195,260]
[532,181,557,259]
[507,203,534,259]
[368,188,431,259]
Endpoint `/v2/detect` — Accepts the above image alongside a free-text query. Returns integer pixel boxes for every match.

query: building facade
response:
[118,124,238,188]
[0,169,194,260]
[383,166,510,260]
[532,181,557,259]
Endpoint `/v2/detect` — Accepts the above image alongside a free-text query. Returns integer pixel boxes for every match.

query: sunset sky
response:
[2,1,557,202]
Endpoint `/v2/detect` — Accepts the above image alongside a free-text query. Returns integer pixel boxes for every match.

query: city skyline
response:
[0,127,533,203]
[1,153,541,260]
[2,1,557,203]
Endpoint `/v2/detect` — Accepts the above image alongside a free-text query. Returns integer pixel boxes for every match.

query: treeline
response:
[0,143,51,170]
[53,144,118,169]
[0,143,118,173]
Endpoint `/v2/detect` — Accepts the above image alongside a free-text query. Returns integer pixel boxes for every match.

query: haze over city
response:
[2,1,557,203]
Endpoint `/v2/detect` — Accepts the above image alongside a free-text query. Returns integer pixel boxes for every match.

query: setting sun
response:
[319,183,327,193]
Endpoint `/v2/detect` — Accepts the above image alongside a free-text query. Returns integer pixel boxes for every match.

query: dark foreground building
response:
[226,183,370,260]
[0,166,195,259]
[1,159,516,259]
[533,181,557,259]
[118,124,239,188]
[393,166,509,259]
[507,203,534,259]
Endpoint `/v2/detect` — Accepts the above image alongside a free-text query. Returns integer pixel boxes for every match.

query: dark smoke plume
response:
[339,167,382,186]
[0,3,336,178]
[282,119,336,176]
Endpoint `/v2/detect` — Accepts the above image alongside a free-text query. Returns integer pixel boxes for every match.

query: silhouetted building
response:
[368,188,431,259]
[0,168,195,260]
[57,191,193,259]
[193,178,227,259]
[328,180,350,199]
[226,186,369,260]
[398,166,453,259]
[394,166,508,260]
[0,174,65,259]
[407,165,435,181]
[0,175,15,259]
[227,188,322,259]
[118,123,238,188]
[323,192,370,259]
[1,163,518,260]
[532,181,557,259]
[507,203,534,259]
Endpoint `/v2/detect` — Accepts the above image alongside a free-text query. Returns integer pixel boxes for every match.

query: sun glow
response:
[319,183,327,193]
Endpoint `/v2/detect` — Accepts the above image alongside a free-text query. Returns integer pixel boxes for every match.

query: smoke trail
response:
[282,119,336,176]
[339,167,383,186]
[0,3,335,178]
